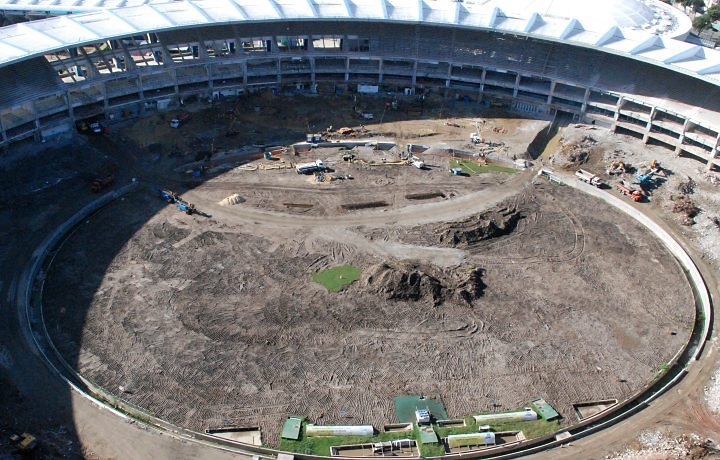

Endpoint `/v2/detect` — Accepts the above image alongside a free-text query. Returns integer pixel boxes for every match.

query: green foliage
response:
[280,422,414,456]
[449,158,517,175]
[435,416,560,441]
[312,265,362,292]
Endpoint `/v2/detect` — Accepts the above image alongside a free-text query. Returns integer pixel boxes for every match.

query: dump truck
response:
[470,132,482,144]
[296,160,325,174]
[575,169,604,188]
[170,111,191,128]
[616,180,642,202]
[412,160,426,169]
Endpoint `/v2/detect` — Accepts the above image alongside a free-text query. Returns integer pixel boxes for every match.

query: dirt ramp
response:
[362,262,485,306]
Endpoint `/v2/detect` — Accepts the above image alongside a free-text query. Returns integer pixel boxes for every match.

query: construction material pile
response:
[671,177,699,225]
[218,193,244,206]
[554,135,597,168]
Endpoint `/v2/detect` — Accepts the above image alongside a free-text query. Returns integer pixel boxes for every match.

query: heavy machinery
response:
[159,189,211,217]
[10,433,37,452]
[470,132,482,144]
[296,160,325,174]
[170,111,191,128]
[575,169,604,188]
[90,162,118,193]
[90,173,115,193]
[616,180,642,202]
[607,161,626,175]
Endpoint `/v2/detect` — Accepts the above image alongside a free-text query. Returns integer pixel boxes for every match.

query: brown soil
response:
[42,176,694,447]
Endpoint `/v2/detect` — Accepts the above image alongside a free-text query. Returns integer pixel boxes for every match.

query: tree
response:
[693,14,712,31]
[683,0,706,14]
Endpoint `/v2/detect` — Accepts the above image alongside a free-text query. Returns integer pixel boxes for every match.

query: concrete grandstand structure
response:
[0,0,720,170]
[0,1,718,458]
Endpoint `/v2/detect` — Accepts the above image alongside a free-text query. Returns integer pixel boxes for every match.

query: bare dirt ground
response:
[41,118,694,448]
[2,93,716,459]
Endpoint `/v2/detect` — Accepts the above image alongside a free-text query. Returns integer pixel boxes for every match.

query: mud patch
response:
[342,201,389,210]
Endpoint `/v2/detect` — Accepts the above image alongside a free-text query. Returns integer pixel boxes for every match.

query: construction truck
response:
[10,433,37,452]
[470,132,482,144]
[89,121,103,134]
[170,111,191,128]
[575,169,604,188]
[616,180,642,202]
[412,160,426,169]
[90,162,118,193]
[296,160,325,174]
[607,161,626,175]
[306,133,323,143]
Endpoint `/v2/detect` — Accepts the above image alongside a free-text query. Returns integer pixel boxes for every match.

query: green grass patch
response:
[435,415,560,440]
[312,265,362,292]
[419,442,447,456]
[449,158,517,175]
[280,422,416,456]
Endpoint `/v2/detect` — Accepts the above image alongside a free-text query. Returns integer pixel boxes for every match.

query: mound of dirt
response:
[435,205,524,247]
[554,135,597,168]
[218,193,245,206]
[362,262,485,306]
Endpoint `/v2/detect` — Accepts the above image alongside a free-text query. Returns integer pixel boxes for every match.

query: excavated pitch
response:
[42,183,695,446]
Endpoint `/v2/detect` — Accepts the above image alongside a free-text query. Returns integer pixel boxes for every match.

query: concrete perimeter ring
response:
[21,173,712,460]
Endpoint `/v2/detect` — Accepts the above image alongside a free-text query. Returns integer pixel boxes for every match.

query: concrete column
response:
[512,73,521,97]
[310,57,316,84]
[33,102,41,141]
[411,60,418,87]
[172,68,179,97]
[581,87,590,113]
[344,56,349,82]
[445,63,452,88]
[642,106,656,143]
[137,75,145,102]
[709,135,720,170]
[378,58,384,83]
[676,118,690,155]
[0,115,6,143]
[547,81,556,104]
[103,82,110,112]
[242,61,248,88]
[276,58,281,85]
[207,64,213,93]
[479,68,486,92]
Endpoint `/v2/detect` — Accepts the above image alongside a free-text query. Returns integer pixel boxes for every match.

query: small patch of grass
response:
[280,422,417,456]
[449,158,517,175]
[436,415,560,441]
[312,265,362,292]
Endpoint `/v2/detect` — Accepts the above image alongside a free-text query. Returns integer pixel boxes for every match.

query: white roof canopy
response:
[0,0,716,84]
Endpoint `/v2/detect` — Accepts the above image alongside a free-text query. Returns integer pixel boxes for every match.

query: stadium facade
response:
[0,0,720,169]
